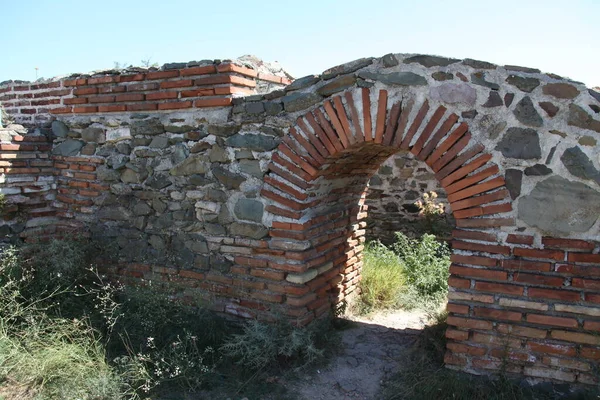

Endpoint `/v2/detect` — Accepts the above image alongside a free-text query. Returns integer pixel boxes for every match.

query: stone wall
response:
[1,53,600,385]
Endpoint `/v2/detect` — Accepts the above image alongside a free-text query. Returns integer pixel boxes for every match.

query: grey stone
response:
[382,53,399,67]
[264,102,283,116]
[369,175,382,186]
[207,124,241,137]
[246,102,265,114]
[52,139,85,156]
[236,150,254,159]
[431,72,453,81]
[149,136,169,149]
[482,91,503,107]
[205,189,227,202]
[67,130,81,138]
[209,145,229,163]
[205,223,226,235]
[513,96,543,127]
[132,138,151,147]
[462,58,497,69]
[489,122,507,139]
[504,93,515,107]
[542,83,580,99]
[589,89,600,103]
[471,72,499,90]
[518,176,600,234]
[226,133,279,152]
[286,75,320,91]
[471,72,500,90]
[560,147,600,184]
[170,155,208,176]
[379,165,393,175]
[51,120,69,138]
[321,57,374,80]
[146,173,172,189]
[317,75,357,96]
[504,65,541,74]
[133,201,153,216]
[110,183,132,195]
[357,71,427,86]
[234,198,264,223]
[281,92,323,112]
[579,136,597,146]
[98,206,131,221]
[545,145,557,164]
[496,128,541,159]
[461,110,478,119]
[229,222,268,239]
[149,235,165,250]
[81,127,106,143]
[239,159,263,177]
[568,104,600,133]
[80,143,96,155]
[524,164,553,176]
[121,168,146,184]
[152,199,167,213]
[212,166,245,189]
[429,83,477,106]
[189,174,211,186]
[210,254,232,273]
[191,142,210,154]
[107,154,129,170]
[264,89,285,100]
[539,102,559,117]
[505,169,523,199]
[403,55,459,67]
[506,75,540,93]
[164,124,195,133]
[130,118,164,136]
[97,166,120,182]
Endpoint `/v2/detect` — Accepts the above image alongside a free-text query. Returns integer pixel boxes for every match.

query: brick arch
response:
[260,86,515,325]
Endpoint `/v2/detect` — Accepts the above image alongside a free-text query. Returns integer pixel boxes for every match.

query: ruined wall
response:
[1,53,600,385]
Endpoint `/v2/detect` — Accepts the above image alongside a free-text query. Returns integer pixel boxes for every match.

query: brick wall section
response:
[0,126,56,242]
[0,62,290,125]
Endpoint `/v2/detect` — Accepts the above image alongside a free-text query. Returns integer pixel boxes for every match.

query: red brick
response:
[73,106,98,113]
[452,229,497,242]
[497,324,547,339]
[542,237,596,251]
[160,79,194,89]
[527,342,575,356]
[475,281,523,295]
[453,240,510,255]
[447,303,469,314]
[411,105,447,154]
[474,307,522,321]
[217,63,258,77]
[447,342,487,356]
[551,330,600,345]
[585,293,600,303]
[88,95,115,103]
[63,97,88,105]
[451,254,498,267]
[507,234,534,245]
[119,73,145,82]
[87,76,118,85]
[98,86,126,94]
[115,93,144,102]
[501,259,551,272]
[581,347,600,360]
[446,329,469,340]
[361,87,373,141]
[63,78,87,86]
[527,314,578,328]
[514,247,564,261]
[194,97,233,108]
[417,112,458,160]
[513,272,564,287]
[448,276,470,289]
[146,91,178,100]
[426,122,469,165]
[455,217,515,229]
[401,100,429,149]
[568,253,600,264]
[98,105,127,112]
[146,70,180,80]
[127,103,158,111]
[572,278,600,291]
[51,107,73,114]
[157,100,193,110]
[528,287,580,302]
[450,264,507,280]
[450,189,510,211]
[447,316,493,330]
[180,65,217,76]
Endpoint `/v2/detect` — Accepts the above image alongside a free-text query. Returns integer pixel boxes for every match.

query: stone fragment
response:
[489,122,507,139]
[545,145,557,164]
[189,174,211,186]
[149,136,169,149]
[51,120,69,138]
[80,143,96,155]
[209,145,229,162]
[357,71,427,86]
[81,127,106,143]
[589,89,600,103]
[281,92,323,112]
[403,55,459,67]
[106,127,131,141]
[286,269,318,284]
[191,142,211,153]
[513,96,543,127]
[146,173,172,189]
[130,118,164,136]
[98,206,131,221]
[170,155,208,176]
[590,104,600,114]
[431,72,453,81]
[121,168,145,183]
[264,102,283,115]
[52,139,84,156]
[504,65,540,73]
[524,164,553,176]
[382,53,399,67]
[229,222,268,239]
[518,176,600,234]
[245,102,265,114]
[504,93,515,107]
[461,110,478,119]
[568,104,600,133]
[164,124,195,133]
[285,75,320,91]
[542,83,580,99]
[226,134,279,152]
[212,166,245,189]
[496,128,541,159]
[482,91,503,107]
[239,159,263,177]
[539,102,559,117]
[133,201,152,216]
[321,57,374,79]
[97,166,120,181]
[505,75,540,93]
[560,147,600,184]
[462,59,497,69]
[317,75,357,96]
[207,124,240,137]
[471,72,499,90]
[429,83,477,106]
[234,198,264,223]
[578,136,597,146]
[505,169,523,199]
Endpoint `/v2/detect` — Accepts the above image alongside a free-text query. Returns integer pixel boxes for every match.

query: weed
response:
[415,191,452,237]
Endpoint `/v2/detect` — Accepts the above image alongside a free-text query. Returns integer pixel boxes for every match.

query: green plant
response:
[415,191,452,237]
[358,240,406,313]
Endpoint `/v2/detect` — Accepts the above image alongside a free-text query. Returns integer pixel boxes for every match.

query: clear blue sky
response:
[2,0,599,87]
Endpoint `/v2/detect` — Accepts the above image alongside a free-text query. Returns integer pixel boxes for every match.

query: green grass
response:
[357,233,450,314]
